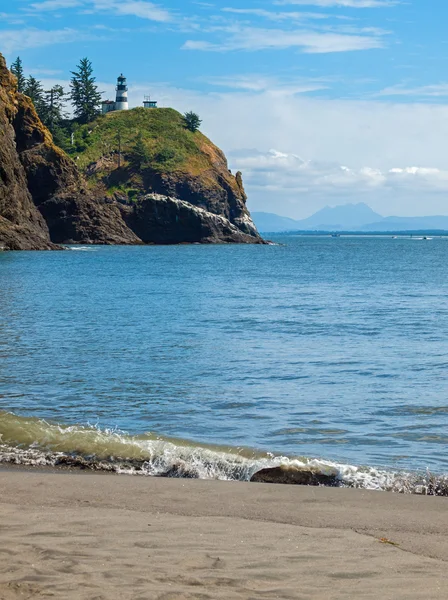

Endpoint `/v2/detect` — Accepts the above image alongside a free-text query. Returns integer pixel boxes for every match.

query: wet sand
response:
[0,469,447,599]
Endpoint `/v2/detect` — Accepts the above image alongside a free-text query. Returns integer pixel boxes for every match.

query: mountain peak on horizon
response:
[252,203,383,233]
[321,202,371,209]
[298,202,383,228]
[253,203,448,233]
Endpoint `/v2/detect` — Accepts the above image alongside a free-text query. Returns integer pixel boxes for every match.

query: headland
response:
[0,53,262,249]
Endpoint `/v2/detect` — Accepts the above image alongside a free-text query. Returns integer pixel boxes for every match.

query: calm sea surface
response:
[1,236,448,474]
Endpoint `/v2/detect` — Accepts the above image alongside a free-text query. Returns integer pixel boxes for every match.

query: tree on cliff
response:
[41,85,70,148]
[183,111,202,133]
[70,58,102,124]
[10,57,25,93]
[20,75,69,147]
[130,132,150,168]
[41,85,67,131]
[23,76,45,114]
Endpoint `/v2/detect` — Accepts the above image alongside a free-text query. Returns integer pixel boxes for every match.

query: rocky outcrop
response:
[149,142,259,238]
[123,193,264,244]
[250,466,339,487]
[0,52,263,247]
[13,94,140,245]
[0,55,56,250]
[0,53,138,248]
[77,107,263,243]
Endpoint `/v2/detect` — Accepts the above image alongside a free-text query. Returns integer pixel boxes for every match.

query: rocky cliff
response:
[0,53,263,248]
[123,193,260,244]
[0,56,55,249]
[71,106,262,242]
[13,93,140,246]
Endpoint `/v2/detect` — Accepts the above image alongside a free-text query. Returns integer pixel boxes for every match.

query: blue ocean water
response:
[1,236,448,476]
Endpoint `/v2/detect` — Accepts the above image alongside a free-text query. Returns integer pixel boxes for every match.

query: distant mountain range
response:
[252,203,448,233]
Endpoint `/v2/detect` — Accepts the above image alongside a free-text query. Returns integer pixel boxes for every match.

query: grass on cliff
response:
[70,107,211,177]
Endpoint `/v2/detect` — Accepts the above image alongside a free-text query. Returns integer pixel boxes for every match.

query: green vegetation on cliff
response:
[69,107,240,205]
[71,107,208,173]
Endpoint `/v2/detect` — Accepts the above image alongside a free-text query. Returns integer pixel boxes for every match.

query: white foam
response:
[67,246,98,251]
[0,412,446,495]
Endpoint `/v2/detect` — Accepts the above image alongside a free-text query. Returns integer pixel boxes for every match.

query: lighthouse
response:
[102,74,149,113]
[115,74,129,111]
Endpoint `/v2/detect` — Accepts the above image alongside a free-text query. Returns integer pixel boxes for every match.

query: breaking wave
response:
[0,411,447,496]
[66,246,98,251]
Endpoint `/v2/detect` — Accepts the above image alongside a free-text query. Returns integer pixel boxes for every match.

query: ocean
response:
[1,235,448,491]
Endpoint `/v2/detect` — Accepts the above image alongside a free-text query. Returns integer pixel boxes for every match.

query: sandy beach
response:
[0,469,447,599]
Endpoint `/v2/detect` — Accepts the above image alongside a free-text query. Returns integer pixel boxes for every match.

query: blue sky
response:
[2,0,448,218]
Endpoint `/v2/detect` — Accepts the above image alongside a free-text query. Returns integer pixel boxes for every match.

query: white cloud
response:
[377,83,448,98]
[92,0,172,22]
[28,67,64,76]
[27,0,83,11]
[227,149,448,218]
[183,26,386,53]
[274,0,398,7]
[221,8,330,21]
[203,74,330,94]
[25,0,173,21]
[182,40,216,51]
[0,28,98,54]
[233,149,448,191]
[0,12,26,25]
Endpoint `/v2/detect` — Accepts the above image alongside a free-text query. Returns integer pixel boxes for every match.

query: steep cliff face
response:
[123,193,262,244]
[13,94,140,245]
[0,53,263,248]
[146,135,258,237]
[0,55,55,250]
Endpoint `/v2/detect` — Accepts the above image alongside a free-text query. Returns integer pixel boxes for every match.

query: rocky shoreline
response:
[2,444,447,496]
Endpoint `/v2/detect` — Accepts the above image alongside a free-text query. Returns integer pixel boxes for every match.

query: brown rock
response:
[0,55,56,250]
[250,466,339,487]
[124,193,264,244]
[13,93,140,245]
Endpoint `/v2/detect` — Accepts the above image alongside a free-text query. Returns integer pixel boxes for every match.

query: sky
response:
[2,0,448,218]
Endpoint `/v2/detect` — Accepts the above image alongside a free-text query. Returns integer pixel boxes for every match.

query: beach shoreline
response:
[0,469,446,599]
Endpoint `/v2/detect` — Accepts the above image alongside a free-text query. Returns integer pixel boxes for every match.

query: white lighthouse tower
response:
[115,74,129,111]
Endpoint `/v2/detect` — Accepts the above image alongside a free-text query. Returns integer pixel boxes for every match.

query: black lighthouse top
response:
[116,74,128,92]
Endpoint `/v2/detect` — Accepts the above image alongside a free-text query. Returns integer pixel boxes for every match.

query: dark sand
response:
[0,469,447,599]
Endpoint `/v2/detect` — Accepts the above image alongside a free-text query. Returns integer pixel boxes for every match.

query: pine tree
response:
[41,85,67,132]
[51,125,71,152]
[23,76,45,115]
[183,111,202,133]
[69,58,102,124]
[10,57,26,93]
[130,132,150,168]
